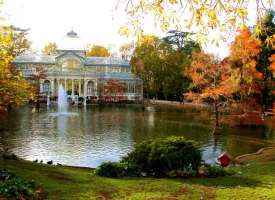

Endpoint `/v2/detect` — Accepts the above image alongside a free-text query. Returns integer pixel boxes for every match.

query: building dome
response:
[57,30,85,51]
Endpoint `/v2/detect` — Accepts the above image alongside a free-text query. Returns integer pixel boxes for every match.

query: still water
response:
[0,105,274,167]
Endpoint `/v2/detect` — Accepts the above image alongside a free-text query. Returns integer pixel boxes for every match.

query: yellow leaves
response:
[228,18,236,26]
[160,21,170,31]
[42,42,57,56]
[265,34,275,49]
[168,0,177,4]
[119,25,132,37]
[208,10,217,20]
[118,0,274,47]
[0,25,34,111]
[237,8,248,20]
[194,9,201,24]
[86,45,110,57]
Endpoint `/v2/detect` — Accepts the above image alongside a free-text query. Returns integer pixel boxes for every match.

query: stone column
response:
[94,79,98,96]
[57,78,60,88]
[40,83,43,94]
[78,79,81,96]
[83,79,87,106]
[72,79,74,97]
[51,79,55,95]
[83,79,87,97]
[64,78,67,94]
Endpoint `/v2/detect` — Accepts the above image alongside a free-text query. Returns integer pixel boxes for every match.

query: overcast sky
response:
[1,0,260,57]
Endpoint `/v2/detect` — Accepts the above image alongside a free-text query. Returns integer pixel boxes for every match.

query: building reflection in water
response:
[0,106,274,167]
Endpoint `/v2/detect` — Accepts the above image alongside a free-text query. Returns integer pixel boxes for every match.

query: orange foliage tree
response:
[230,27,262,109]
[103,80,126,101]
[184,51,238,133]
[269,54,275,113]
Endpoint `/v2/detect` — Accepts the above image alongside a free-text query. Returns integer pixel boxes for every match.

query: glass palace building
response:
[13,30,143,103]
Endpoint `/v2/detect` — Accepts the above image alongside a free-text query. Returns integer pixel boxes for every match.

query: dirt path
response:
[235,146,275,164]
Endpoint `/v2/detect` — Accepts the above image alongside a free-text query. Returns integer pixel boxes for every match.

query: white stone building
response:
[13,30,143,103]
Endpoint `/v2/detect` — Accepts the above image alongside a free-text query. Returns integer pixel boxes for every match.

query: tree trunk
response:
[212,101,220,135]
[215,102,219,128]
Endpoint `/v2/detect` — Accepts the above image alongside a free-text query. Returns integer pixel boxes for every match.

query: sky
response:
[1,0,143,53]
[1,0,260,57]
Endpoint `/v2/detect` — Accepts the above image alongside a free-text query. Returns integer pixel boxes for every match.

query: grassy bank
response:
[1,158,275,199]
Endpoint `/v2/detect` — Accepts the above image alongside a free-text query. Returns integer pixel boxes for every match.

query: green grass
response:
[1,158,275,199]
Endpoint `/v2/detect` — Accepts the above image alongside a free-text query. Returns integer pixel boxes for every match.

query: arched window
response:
[43,80,51,94]
[87,81,94,96]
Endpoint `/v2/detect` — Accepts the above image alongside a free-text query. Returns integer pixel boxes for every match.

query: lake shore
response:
[1,147,275,199]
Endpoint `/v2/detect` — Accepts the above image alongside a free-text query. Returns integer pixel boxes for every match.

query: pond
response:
[0,105,274,167]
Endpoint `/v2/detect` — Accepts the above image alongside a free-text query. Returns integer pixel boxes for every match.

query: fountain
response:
[58,85,68,113]
[48,85,78,117]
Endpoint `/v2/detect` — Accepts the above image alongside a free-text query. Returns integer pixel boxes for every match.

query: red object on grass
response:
[217,152,233,167]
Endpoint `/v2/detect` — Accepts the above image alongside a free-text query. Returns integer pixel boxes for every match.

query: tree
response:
[163,30,200,53]
[131,34,199,100]
[229,27,262,107]
[102,80,126,101]
[118,0,274,45]
[269,54,275,113]
[28,66,47,96]
[255,10,275,110]
[0,26,34,111]
[8,26,31,57]
[184,51,238,133]
[119,42,134,60]
[42,42,57,55]
[131,35,172,99]
[86,45,110,57]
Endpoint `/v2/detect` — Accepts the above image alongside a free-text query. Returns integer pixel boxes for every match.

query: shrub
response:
[203,165,227,178]
[95,162,125,177]
[0,169,36,199]
[123,136,202,177]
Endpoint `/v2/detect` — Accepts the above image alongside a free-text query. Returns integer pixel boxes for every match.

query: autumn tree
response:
[86,45,110,57]
[28,66,47,97]
[269,54,275,112]
[229,27,263,110]
[5,26,31,57]
[102,80,126,101]
[0,26,34,111]
[184,51,238,133]
[118,0,273,45]
[42,42,57,55]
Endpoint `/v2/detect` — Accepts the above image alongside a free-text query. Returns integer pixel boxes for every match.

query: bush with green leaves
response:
[199,164,229,178]
[95,162,125,177]
[0,169,36,199]
[95,161,140,177]
[96,137,202,177]
[205,165,227,178]
[123,136,202,177]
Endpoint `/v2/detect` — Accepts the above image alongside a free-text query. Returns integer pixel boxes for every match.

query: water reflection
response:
[0,105,274,167]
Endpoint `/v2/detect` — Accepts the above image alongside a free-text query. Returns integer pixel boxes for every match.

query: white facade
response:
[14,31,143,102]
